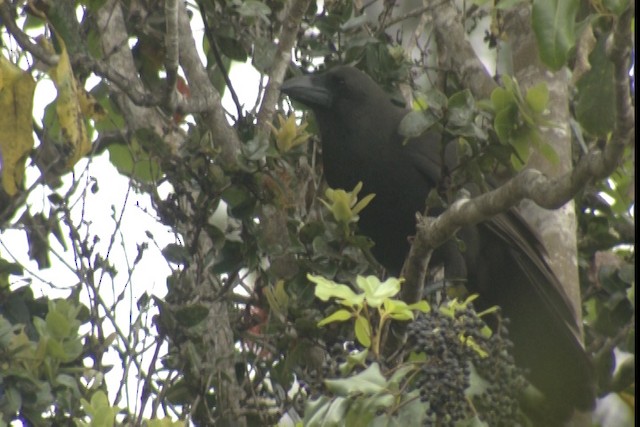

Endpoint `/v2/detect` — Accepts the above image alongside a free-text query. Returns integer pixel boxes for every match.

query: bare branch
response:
[0,3,59,66]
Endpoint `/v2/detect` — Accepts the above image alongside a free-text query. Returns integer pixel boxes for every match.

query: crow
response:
[281,65,596,421]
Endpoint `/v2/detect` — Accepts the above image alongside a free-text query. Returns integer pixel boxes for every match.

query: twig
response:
[0,2,59,66]
[196,0,243,120]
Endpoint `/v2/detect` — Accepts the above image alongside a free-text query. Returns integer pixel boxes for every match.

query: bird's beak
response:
[281,74,333,108]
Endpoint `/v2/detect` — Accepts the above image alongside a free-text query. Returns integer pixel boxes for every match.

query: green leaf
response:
[83,391,120,427]
[354,315,372,348]
[383,299,414,321]
[407,300,431,313]
[532,0,579,70]
[339,349,369,375]
[321,182,375,225]
[495,0,527,9]
[387,365,415,390]
[490,87,515,112]
[398,110,439,139]
[510,130,533,169]
[46,310,71,338]
[221,184,256,217]
[525,83,549,114]
[494,105,517,144]
[308,274,362,305]
[217,37,248,62]
[355,275,402,307]
[538,141,560,165]
[252,38,277,73]
[575,37,616,136]
[107,141,161,183]
[602,0,630,15]
[46,337,67,359]
[174,304,209,327]
[236,0,271,22]
[447,90,476,132]
[318,309,353,326]
[161,243,190,265]
[304,396,349,426]
[420,89,448,111]
[324,363,386,395]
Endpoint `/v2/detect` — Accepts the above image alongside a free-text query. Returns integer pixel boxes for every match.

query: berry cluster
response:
[406,306,526,426]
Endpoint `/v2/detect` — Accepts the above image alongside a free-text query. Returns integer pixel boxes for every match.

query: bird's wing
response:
[483,211,584,343]
[403,128,583,342]
[401,131,449,185]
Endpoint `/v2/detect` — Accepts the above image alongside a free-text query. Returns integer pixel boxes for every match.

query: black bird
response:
[282,66,595,421]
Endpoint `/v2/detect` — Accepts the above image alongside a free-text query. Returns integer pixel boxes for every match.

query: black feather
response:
[282,66,596,420]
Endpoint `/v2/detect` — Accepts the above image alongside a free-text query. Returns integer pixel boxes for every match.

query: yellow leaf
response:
[321,182,375,225]
[46,32,91,168]
[0,56,36,195]
[77,87,106,120]
[269,114,310,152]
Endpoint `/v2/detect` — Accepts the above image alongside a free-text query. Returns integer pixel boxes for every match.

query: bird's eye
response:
[333,76,346,87]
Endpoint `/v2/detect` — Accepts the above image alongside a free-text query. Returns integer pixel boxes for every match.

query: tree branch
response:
[0,2,59,66]
[401,5,635,304]
[164,0,180,106]
[256,0,312,134]
[196,0,243,120]
[94,0,179,145]
[176,1,242,167]
[430,0,497,99]
[74,54,163,106]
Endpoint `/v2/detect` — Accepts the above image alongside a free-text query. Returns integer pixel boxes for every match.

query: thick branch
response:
[95,0,176,141]
[430,0,497,99]
[256,0,311,133]
[164,0,180,105]
[176,1,242,167]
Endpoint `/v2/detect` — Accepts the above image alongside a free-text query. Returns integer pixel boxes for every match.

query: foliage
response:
[310,274,429,354]
[305,287,525,427]
[0,0,634,426]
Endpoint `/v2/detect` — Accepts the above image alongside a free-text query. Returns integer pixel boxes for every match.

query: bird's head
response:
[281,66,401,141]
[281,66,392,115]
